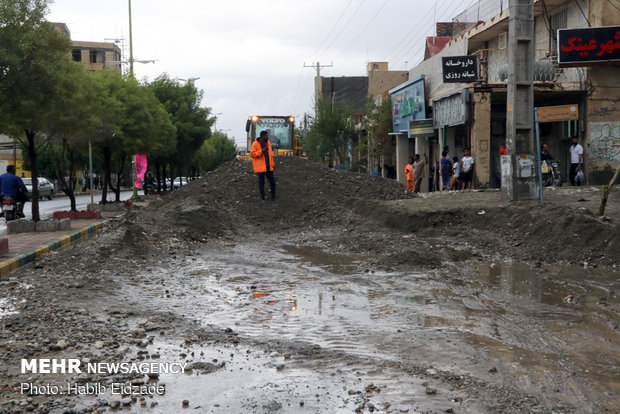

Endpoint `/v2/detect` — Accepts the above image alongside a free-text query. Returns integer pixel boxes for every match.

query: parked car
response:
[172,177,191,189]
[22,177,55,200]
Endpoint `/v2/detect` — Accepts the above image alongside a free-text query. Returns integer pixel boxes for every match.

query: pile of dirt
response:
[113,156,618,268]
[127,157,414,242]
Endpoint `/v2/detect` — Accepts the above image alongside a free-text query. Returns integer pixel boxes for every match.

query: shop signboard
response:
[409,119,434,137]
[433,90,469,129]
[537,104,579,123]
[558,26,620,66]
[389,76,426,134]
[442,55,479,83]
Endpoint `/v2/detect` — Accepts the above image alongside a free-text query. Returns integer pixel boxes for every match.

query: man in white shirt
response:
[569,137,584,186]
[460,148,475,190]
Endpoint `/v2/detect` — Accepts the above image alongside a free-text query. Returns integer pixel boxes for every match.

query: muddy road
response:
[0,158,619,413]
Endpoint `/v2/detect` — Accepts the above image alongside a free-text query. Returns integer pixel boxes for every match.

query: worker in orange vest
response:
[404,157,414,191]
[250,130,276,202]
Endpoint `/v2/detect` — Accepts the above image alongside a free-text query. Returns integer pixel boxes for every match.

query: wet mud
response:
[0,157,619,413]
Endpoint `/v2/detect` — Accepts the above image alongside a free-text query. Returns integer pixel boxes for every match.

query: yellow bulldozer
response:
[241,115,304,159]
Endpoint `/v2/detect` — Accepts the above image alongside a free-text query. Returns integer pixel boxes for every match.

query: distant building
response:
[0,23,123,171]
[53,23,122,74]
[70,40,122,74]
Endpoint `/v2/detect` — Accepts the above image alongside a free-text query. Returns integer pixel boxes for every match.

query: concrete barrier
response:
[35,219,58,232]
[7,219,35,234]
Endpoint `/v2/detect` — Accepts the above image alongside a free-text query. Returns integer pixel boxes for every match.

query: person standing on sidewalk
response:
[460,148,475,190]
[250,130,276,202]
[0,165,28,218]
[404,157,414,192]
[440,151,452,190]
[569,137,584,186]
[450,156,461,190]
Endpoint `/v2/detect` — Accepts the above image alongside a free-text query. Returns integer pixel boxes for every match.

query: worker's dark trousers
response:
[258,171,276,200]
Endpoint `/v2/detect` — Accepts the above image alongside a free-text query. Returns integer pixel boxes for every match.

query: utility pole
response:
[502,0,539,201]
[128,0,134,78]
[304,62,333,111]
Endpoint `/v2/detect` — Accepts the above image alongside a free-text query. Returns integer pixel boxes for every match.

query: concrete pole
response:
[128,0,134,78]
[304,62,333,111]
[502,0,539,201]
[395,133,409,185]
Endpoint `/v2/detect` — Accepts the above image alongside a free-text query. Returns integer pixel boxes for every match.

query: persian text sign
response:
[442,55,479,83]
[558,26,620,66]
[537,104,578,123]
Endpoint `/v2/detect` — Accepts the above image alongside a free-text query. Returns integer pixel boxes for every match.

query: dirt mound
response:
[351,197,620,266]
[131,157,413,241]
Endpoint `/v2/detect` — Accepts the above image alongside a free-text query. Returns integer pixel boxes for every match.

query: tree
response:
[148,75,214,187]
[305,97,355,167]
[92,71,175,202]
[194,131,237,173]
[363,96,394,172]
[0,0,72,221]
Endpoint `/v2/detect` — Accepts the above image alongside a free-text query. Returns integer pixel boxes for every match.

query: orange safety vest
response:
[404,163,414,181]
[250,139,275,173]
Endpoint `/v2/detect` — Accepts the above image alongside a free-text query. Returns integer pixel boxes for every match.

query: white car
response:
[22,177,55,200]
[172,177,191,189]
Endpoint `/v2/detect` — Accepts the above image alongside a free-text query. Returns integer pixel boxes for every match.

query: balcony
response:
[475,48,585,86]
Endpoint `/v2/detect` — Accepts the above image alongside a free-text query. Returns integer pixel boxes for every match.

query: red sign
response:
[558,26,620,66]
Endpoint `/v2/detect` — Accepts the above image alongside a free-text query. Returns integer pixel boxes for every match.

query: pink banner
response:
[135,154,147,189]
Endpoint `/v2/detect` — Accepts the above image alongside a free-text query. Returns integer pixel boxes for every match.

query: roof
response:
[425,36,452,58]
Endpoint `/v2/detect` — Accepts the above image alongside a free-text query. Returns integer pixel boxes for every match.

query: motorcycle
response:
[1,196,23,222]
[542,159,562,187]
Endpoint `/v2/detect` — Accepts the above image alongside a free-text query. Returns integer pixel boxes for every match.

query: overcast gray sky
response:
[47,0,476,148]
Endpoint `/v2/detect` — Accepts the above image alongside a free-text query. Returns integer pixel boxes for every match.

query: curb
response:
[0,221,105,276]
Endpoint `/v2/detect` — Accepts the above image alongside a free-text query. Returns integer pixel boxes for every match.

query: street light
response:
[213,113,222,131]
[176,77,200,83]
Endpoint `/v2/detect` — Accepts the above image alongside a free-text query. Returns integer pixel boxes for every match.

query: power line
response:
[317,0,367,59]
[391,0,460,67]
[336,0,389,60]
[572,0,591,27]
[401,0,469,68]
[608,0,620,11]
[307,0,355,60]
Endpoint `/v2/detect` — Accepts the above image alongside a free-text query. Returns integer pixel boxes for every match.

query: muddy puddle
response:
[114,241,620,413]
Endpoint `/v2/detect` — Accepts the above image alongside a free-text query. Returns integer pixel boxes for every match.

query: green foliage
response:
[0,0,72,136]
[195,131,237,172]
[364,96,394,161]
[147,74,214,171]
[305,97,355,164]
[0,0,73,219]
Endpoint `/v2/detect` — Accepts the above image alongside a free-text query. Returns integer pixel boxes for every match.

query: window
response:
[549,9,568,52]
[90,50,98,64]
[72,49,81,62]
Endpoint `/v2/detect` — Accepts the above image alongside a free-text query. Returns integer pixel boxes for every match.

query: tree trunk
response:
[599,165,620,216]
[25,129,40,221]
[66,139,77,211]
[162,164,168,191]
[113,153,125,202]
[101,146,111,204]
[155,161,161,192]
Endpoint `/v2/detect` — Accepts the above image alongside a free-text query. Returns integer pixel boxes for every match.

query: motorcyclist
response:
[541,143,553,162]
[144,171,156,195]
[0,165,28,218]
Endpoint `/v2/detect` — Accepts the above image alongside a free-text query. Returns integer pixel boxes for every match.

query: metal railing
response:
[475,48,583,84]
[452,0,510,23]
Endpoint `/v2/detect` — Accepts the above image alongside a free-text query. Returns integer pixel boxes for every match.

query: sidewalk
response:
[0,213,121,276]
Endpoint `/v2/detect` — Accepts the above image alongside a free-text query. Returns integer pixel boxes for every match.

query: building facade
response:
[391,0,619,190]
